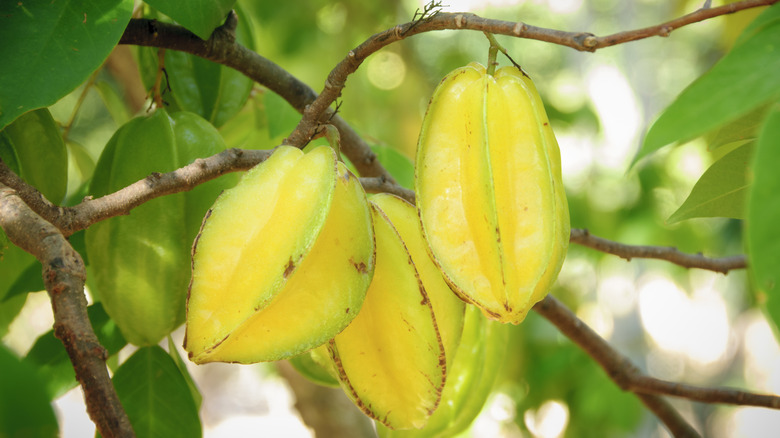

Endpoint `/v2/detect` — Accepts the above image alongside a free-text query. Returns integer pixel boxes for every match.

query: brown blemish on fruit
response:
[283,258,295,278]
[350,257,368,274]
[345,308,350,314]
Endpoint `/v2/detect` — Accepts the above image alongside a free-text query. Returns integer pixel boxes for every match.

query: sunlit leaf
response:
[637,4,780,162]
[0,344,59,437]
[143,0,236,40]
[0,0,134,130]
[110,346,201,438]
[668,143,752,223]
[747,105,780,334]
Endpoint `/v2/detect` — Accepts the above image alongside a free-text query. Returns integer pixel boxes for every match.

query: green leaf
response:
[747,105,780,334]
[137,5,254,128]
[166,337,202,410]
[143,0,236,40]
[0,344,59,438]
[0,108,69,204]
[734,2,780,47]
[67,141,96,181]
[707,105,768,151]
[2,262,44,303]
[111,346,201,438]
[0,245,37,338]
[0,0,134,130]
[219,95,272,150]
[94,80,132,126]
[24,303,127,400]
[264,89,301,141]
[370,144,414,189]
[637,5,780,162]
[668,143,752,223]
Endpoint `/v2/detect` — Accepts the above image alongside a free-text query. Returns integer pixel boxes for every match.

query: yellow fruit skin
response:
[184,146,374,363]
[416,62,569,324]
[369,193,465,369]
[328,201,446,430]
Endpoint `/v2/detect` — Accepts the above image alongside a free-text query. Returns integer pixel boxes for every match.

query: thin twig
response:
[0,183,134,438]
[569,228,747,273]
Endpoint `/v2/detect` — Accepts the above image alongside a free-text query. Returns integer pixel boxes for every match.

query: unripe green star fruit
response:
[184,146,375,364]
[86,110,238,346]
[415,62,570,324]
[376,305,509,438]
[325,197,448,430]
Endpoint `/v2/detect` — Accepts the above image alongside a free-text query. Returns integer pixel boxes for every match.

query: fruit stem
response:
[483,32,526,76]
[484,32,500,76]
[323,124,343,162]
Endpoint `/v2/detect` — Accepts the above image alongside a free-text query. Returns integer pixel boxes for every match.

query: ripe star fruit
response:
[184,145,375,364]
[376,305,509,438]
[324,194,465,430]
[86,110,238,346]
[415,62,570,324]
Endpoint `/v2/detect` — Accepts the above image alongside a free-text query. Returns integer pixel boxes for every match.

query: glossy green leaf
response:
[24,303,127,400]
[0,108,68,203]
[0,0,134,130]
[0,344,59,437]
[111,346,201,438]
[637,5,780,162]
[668,143,752,223]
[370,144,414,189]
[143,0,236,40]
[747,105,780,333]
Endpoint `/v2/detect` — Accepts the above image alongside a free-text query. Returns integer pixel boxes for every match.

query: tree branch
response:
[283,0,778,147]
[2,158,747,275]
[569,228,747,273]
[534,295,780,436]
[0,183,134,438]
[118,15,394,183]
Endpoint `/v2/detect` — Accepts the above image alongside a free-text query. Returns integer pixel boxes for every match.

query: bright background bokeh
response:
[3,0,779,436]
